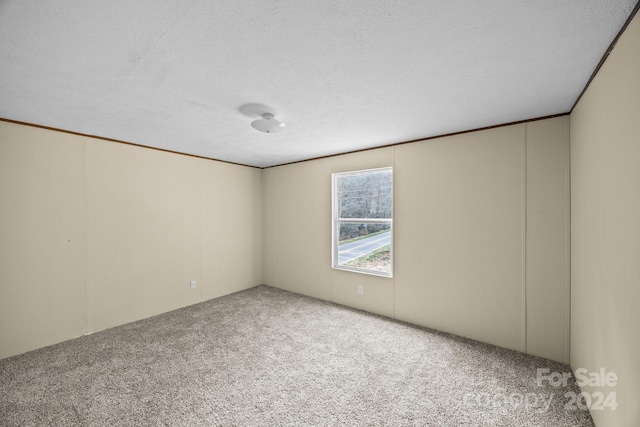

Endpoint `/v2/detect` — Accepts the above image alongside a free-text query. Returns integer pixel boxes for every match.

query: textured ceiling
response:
[0,1,637,167]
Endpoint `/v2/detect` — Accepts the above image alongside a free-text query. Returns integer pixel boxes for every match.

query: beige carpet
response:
[0,285,594,426]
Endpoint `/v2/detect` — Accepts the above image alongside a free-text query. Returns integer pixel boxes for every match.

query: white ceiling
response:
[0,1,637,168]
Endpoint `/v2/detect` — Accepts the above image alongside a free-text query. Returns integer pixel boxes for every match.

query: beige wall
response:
[263,147,397,317]
[1,114,570,365]
[0,121,262,359]
[263,116,570,362]
[526,118,571,363]
[395,125,525,352]
[570,11,640,427]
[0,125,86,359]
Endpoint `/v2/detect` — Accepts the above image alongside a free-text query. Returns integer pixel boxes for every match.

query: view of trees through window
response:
[333,168,393,276]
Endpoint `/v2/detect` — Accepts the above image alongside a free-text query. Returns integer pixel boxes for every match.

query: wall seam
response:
[260,169,264,286]
[328,168,333,303]
[392,146,396,320]
[199,163,204,302]
[565,117,572,364]
[82,140,91,335]
[523,124,528,354]
[272,173,276,288]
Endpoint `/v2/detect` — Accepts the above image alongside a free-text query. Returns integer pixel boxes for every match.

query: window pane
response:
[337,169,392,219]
[337,223,391,274]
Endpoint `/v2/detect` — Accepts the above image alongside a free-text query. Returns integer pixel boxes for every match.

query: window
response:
[332,167,393,277]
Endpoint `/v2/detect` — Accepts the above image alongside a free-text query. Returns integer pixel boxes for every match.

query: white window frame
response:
[331,167,393,278]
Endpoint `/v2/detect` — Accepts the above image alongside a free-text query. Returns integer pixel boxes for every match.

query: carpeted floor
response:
[0,285,594,426]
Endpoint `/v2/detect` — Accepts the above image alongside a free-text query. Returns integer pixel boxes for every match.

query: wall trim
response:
[264,113,570,168]
[0,117,261,170]
[2,114,571,171]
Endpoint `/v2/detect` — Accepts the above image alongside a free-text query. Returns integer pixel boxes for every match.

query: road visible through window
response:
[332,168,393,277]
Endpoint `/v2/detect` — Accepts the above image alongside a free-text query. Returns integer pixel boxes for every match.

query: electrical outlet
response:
[357,285,364,295]
[190,280,197,290]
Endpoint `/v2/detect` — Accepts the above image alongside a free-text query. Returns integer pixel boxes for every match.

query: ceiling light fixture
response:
[251,113,285,133]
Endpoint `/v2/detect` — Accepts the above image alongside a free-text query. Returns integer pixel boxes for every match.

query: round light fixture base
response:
[251,113,285,133]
